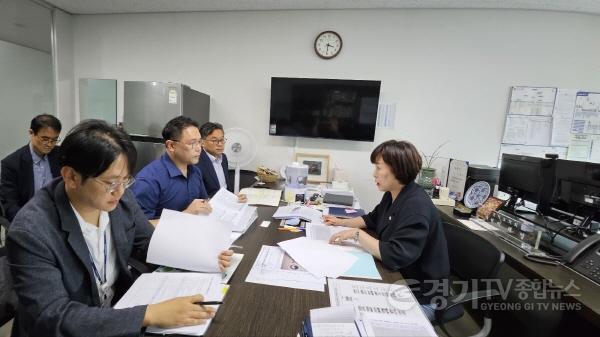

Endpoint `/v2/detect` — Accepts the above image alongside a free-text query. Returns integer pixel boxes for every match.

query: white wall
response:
[53,8,76,132]
[70,9,600,209]
[0,40,54,159]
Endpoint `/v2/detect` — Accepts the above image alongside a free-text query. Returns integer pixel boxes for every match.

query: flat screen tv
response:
[269,77,381,141]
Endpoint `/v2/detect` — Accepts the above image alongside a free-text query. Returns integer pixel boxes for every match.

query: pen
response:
[197,301,223,306]
[230,244,243,249]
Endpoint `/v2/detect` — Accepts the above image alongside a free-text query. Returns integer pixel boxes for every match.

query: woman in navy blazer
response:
[325,140,450,315]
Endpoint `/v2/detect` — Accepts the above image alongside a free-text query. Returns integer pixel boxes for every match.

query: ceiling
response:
[43,0,600,15]
[0,0,52,52]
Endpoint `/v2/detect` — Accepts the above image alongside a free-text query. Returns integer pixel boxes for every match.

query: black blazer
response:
[7,178,154,337]
[197,150,233,197]
[362,181,450,303]
[0,144,61,222]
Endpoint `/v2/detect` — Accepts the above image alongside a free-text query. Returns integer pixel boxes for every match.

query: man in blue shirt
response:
[132,116,212,225]
[1,114,62,222]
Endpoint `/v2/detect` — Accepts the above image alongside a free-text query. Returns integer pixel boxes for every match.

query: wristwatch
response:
[353,230,360,243]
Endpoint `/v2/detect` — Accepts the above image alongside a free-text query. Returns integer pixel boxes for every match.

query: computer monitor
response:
[551,159,600,230]
[498,154,553,212]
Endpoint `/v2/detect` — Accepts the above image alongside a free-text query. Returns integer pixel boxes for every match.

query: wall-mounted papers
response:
[278,237,357,278]
[239,187,282,206]
[114,273,223,336]
[245,245,325,291]
[147,209,231,272]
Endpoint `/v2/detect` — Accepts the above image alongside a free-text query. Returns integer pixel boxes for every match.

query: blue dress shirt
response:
[29,144,53,192]
[131,153,208,219]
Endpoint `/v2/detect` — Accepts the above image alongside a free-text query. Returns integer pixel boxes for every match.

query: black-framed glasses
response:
[37,135,61,145]
[172,140,202,150]
[93,176,135,193]
[203,138,227,145]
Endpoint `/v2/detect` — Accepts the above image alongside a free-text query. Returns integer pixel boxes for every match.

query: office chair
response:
[0,253,17,326]
[433,222,505,337]
[228,169,258,190]
[0,204,9,247]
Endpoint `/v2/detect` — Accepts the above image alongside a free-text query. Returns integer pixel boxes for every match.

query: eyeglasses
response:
[93,176,135,193]
[203,138,227,145]
[172,140,202,150]
[37,135,61,145]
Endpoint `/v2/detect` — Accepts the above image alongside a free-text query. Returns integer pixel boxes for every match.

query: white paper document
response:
[304,224,382,280]
[310,306,361,337]
[508,86,556,116]
[361,314,437,337]
[572,92,600,134]
[147,209,231,272]
[328,279,436,337]
[154,253,243,285]
[114,273,223,336]
[272,205,323,223]
[239,187,282,206]
[208,188,258,232]
[305,223,350,241]
[277,237,358,278]
[502,115,553,146]
[551,89,578,146]
[245,245,325,291]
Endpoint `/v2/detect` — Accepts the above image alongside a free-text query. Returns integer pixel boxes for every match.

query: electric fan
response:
[224,127,257,193]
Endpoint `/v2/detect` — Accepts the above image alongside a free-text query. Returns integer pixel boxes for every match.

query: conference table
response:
[146,203,403,337]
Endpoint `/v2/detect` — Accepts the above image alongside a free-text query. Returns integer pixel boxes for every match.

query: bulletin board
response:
[500,86,600,163]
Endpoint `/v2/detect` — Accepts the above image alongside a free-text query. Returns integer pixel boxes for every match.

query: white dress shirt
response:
[206,151,227,189]
[70,205,118,307]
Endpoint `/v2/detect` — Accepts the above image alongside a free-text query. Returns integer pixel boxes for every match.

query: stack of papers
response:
[114,273,224,336]
[239,187,282,207]
[245,245,326,291]
[304,306,363,337]
[272,205,323,223]
[305,224,382,280]
[208,188,258,233]
[147,209,231,272]
[154,253,244,285]
[328,279,437,337]
[277,237,358,278]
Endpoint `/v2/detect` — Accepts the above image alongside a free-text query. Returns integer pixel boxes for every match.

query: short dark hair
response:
[59,119,137,181]
[200,122,224,139]
[370,140,422,185]
[30,114,62,134]
[161,116,199,141]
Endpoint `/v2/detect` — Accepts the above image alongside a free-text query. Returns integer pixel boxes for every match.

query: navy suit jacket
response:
[7,179,154,337]
[0,144,61,222]
[197,150,233,197]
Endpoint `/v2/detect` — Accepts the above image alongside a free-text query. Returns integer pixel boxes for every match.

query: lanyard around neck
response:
[88,229,107,285]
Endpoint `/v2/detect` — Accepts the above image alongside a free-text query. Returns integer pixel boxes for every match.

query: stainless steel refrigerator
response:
[122,81,210,174]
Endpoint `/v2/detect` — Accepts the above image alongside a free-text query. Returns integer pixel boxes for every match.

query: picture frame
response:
[295,153,330,183]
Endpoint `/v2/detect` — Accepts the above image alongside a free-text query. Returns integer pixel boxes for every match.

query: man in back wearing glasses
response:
[1,114,62,222]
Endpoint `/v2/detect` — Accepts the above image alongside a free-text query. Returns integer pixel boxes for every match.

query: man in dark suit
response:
[0,114,62,222]
[197,122,246,201]
[7,120,226,337]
